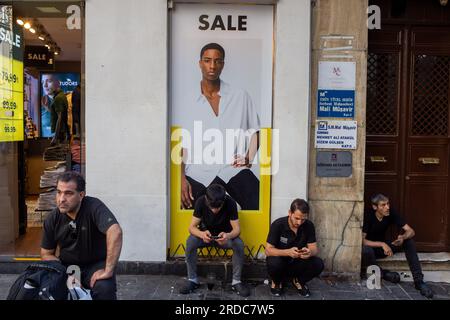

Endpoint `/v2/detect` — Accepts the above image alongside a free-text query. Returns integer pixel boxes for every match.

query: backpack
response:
[7,260,69,300]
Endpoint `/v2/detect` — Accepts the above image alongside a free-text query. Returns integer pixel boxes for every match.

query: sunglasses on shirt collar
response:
[68,221,77,240]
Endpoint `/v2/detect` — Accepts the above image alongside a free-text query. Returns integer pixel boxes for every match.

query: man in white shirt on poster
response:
[179,42,261,210]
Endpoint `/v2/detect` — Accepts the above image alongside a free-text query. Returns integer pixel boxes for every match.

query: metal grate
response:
[367,52,399,136]
[412,55,450,136]
[169,244,266,261]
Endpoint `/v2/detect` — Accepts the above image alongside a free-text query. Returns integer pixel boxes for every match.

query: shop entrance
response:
[365,0,450,251]
[0,1,84,258]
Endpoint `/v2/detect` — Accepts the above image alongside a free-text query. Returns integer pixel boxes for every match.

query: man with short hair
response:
[41,73,70,145]
[179,42,260,210]
[362,193,434,299]
[265,199,324,297]
[41,171,123,300]
[179,183,250,297]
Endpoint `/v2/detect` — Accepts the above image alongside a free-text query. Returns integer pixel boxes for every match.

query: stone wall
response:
[308,0,368,276]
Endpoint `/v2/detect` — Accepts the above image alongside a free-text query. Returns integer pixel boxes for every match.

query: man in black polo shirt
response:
[179,184,250,297]
[362,193,433,298]
[265,199,324,297]
[41,171,123,300]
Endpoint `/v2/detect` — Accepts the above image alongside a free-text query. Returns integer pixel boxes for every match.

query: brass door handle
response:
[370,156,387,163]
[419,157,440,165]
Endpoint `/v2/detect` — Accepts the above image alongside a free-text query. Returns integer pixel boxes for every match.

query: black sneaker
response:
[270,281,282,296]
[292,278,310,297]
[382,271,401,283]
[414,281,434,299]
[232,282,250,297]
[179,280,200,294]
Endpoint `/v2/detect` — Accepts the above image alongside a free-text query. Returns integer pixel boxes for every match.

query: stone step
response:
[377,252,450,271]
[376,252,450,283]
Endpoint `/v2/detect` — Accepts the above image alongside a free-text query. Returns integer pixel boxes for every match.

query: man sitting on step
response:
[361,193,434,298]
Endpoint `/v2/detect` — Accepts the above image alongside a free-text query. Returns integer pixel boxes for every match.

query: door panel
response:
[407,28,450,250]
[365,142,399,174]
[404,181,447,250]
[407,144,448,176]
[365,27,404,226]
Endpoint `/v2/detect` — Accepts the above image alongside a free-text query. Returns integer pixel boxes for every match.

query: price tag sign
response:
[0,5,24,142]
[0,89,23,119]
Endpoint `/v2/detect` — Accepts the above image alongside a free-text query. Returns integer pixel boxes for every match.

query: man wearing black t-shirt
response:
[179,184,250,297]
[265,199,324,297]
[362,193,433,298]
[41,171,123,300]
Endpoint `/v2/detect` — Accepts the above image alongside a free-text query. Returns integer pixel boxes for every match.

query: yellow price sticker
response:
[0,59,23,93]
[0,118,23,142]
[0,89,23,119]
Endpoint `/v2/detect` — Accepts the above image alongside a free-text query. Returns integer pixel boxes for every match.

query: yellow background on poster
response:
[169,127,272,259]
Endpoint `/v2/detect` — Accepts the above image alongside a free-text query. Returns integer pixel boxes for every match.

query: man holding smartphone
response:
[362,193,434,299]
[179,184,250,297]
[265,199,324,297]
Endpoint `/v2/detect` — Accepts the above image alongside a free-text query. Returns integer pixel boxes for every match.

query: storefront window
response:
[0,1,84,257]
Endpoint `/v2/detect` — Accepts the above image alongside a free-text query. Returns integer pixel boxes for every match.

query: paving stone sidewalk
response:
[0,274,449,300]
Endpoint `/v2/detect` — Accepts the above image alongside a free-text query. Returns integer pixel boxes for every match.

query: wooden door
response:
[366,25,450,251]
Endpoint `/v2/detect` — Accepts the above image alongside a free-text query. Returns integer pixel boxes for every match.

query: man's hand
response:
[181,176,194,209]
[392,235,404,247]
[90,269,114,288]
[381,243,393,256]
[232,155,251,168]
[201,230,212,244]
[216,232,229,246]
[299,247,312,260]
[286,247,301,259]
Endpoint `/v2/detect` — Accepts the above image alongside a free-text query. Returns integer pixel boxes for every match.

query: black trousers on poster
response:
[186,169,259,210]
[361,238,424,282]
[266,256,324,285]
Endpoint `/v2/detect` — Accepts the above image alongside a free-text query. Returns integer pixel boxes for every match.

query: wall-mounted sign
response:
[24,46,54,70]
[315,120,357,149]
[316,151,352,177]
[0,5,24,142]
[317,61,355,118]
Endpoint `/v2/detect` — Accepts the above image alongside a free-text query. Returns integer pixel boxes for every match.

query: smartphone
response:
[210,235,221,240]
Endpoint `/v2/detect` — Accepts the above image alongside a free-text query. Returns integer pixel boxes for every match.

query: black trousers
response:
[186,169,259,210]
[361,238,424,283]
[266,256,324,285]
[78,261,117,300]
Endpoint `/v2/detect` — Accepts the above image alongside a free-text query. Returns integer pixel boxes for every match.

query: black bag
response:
[7,260,68,300]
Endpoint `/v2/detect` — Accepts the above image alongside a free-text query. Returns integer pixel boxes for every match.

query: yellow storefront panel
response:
[0,88,23,120]
[0,58,23,93]
[0,118,24,142]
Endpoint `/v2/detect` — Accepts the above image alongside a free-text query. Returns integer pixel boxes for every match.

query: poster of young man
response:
[40,72,80,138]
[170,3,274,257]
